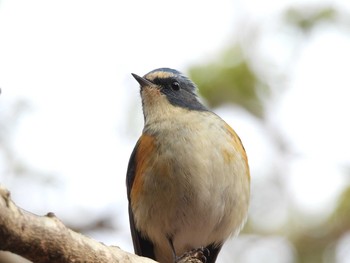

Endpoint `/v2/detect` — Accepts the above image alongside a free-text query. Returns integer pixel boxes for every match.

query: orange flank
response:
[224,123,250,182]
[131,134,156,203]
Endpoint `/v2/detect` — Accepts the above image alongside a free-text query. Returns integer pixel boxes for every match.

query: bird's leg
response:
[167,237,178,262]
[167,236,210,263]
[180,247,209,263]
[173,246,209,263]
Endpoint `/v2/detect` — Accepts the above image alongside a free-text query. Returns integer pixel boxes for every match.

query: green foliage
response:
[285,5,337,32]
[330,186,350,232]
[188,45,267,119]
[291,186,350,263]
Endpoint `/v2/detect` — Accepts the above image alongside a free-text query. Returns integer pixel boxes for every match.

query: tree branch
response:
[0,185,155,263]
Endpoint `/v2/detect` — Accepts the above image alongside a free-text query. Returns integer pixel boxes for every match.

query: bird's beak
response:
[131,73,154,88]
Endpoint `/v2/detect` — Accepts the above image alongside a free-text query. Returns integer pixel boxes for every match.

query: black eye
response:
[171,81,180,91]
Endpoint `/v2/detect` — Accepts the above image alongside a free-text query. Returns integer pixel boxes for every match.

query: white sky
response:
[1,0,350,261]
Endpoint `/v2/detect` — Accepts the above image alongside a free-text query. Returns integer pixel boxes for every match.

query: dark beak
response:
[131,73,153,88]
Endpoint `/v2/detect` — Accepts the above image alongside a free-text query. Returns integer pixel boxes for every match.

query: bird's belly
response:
[132,116,250,262]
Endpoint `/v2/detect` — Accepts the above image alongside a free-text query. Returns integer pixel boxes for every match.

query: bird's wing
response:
[126,139,156,259]
[206,243,223,263]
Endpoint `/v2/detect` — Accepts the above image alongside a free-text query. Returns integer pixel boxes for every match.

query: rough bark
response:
[0,185,150,262]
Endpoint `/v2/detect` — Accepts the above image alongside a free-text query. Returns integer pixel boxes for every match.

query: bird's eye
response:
[171,82,180,91]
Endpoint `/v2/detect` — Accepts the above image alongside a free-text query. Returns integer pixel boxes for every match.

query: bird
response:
[126,68,250,263]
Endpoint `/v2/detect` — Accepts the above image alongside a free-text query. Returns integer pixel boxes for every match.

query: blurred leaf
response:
[291,186,350,263]
[330,186,350,232]
[188,45,268,118]
[284,5,337,32]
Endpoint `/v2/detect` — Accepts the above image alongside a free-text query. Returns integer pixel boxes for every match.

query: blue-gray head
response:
[131,68,207,114]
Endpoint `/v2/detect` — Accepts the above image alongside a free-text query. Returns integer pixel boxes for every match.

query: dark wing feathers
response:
[126,141,138,201]
[126,141,156,259]
[206,243,223,263]
[128,204,155,259]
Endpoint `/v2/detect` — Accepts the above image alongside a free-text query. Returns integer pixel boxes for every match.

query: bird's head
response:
[131,68,207,122]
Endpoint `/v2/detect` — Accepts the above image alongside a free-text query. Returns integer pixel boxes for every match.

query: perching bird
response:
[126,68,250,263]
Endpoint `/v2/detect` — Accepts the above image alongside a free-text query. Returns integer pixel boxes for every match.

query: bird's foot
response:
[175,247,210,263]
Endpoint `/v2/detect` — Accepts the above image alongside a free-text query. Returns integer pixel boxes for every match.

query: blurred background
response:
[0,0,350,262]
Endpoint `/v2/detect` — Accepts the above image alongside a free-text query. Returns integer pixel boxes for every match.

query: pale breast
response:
[133,110,250,262]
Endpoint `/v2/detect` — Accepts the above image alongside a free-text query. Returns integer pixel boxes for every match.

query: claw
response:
[203,247,210,257]
[175,247,209,263]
